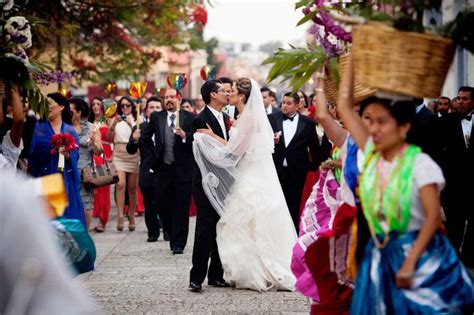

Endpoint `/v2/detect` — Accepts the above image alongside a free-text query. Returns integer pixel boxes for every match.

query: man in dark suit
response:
[189,80,230,292]
[437,96,451,117]
[127,97,162,242]
[141,89,195,254]
[268,92,331,232]
[412,97,435,152]
[261,86,281,115]
[431,86,474,268]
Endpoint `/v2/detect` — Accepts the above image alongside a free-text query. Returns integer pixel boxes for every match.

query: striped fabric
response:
[351,231,474,314]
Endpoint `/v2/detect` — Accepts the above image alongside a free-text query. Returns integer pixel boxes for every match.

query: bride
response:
[193,78,297,291]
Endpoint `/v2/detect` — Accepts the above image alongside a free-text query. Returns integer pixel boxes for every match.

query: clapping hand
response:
[274,131,282,144]
[132,128,141,142]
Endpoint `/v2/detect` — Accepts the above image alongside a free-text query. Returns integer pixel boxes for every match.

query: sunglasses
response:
[121,103,132,108]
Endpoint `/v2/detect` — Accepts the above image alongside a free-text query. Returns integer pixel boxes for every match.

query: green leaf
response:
[297,10,317,26]
[262,44,328,92]
[295,0,313,10]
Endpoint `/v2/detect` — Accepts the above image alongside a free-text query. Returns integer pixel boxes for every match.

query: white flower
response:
[327,34,338,45]
[4,16,32,49]
[2,0,14,11]
[5,16,27,33]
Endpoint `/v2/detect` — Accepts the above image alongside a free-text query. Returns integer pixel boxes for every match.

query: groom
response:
[189,80,231,292]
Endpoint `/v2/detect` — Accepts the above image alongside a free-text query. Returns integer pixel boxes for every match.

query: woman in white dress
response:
[193,78,297,292]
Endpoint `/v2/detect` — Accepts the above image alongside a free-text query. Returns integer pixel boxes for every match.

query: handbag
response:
[82,152,119,189]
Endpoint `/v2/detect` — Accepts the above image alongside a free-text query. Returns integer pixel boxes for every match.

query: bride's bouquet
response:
[50,133,78,172]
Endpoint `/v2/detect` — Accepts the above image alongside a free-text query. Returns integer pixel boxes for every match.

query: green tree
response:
[22,0,207,84]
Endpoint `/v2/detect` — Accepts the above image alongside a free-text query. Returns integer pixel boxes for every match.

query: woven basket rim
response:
[359,22,453,44]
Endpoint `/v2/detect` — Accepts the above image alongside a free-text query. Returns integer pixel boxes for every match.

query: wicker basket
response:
[338,53,377,103]
[323,63,338,105]
[352,22,455,98]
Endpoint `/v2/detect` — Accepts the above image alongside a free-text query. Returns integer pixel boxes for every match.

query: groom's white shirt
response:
[207,105,227,140]
[282,113,299,166]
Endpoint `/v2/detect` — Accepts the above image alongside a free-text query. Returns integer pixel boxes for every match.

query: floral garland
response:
[32,69,77,86]
[0,2,52,119]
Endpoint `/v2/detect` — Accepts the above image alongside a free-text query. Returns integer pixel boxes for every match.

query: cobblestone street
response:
[79,215,311,314]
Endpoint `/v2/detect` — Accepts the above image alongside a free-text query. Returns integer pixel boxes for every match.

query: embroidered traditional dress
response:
[351,142,474,314]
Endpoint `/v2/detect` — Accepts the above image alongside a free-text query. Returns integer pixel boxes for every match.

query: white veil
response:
[193,79,275,219]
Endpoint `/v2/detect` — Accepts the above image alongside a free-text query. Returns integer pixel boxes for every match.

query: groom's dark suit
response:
[268,112,331,231]
[190,106,230,285]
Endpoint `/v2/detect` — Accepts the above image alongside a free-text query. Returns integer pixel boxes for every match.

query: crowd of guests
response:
[1,69,473,313]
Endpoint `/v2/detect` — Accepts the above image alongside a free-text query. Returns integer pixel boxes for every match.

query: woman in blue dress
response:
[29,93,86,227]
[337,57,473,314]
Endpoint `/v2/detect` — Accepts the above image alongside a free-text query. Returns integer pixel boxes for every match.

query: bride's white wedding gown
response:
[193,79,297,292]
[215,127,297,291]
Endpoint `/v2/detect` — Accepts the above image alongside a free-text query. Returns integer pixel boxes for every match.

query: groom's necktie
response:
[217,113,227,140]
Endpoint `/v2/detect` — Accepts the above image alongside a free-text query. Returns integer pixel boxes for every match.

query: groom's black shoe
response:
[208,279,230,287]
[189,282,202,292]
[172,247,184,255]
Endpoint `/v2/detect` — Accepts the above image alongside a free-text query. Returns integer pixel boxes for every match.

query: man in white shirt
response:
[141,89,195,254]
[431,86,474,269]
[261,86,281,115]
[267,92,330,232]
[0,84,24,170]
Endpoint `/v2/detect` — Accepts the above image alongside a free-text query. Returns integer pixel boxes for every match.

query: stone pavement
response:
[79,214,311,314]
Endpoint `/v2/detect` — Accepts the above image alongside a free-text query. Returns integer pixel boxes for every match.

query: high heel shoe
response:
[128,215,136,231]
[117,216,124,232]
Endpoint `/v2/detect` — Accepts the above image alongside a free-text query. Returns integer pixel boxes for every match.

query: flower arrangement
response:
[264,0,473,96]
[0,2,49,118]
[50,133,78,172]
[263,0,354,93]
[304,1,352,57]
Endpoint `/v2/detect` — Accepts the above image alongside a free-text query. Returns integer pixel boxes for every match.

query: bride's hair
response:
[236,77,252,104]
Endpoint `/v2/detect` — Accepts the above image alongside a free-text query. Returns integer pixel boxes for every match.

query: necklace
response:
[360,143,419,249]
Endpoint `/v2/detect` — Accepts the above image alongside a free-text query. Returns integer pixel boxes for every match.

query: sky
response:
[203,0,308,48]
